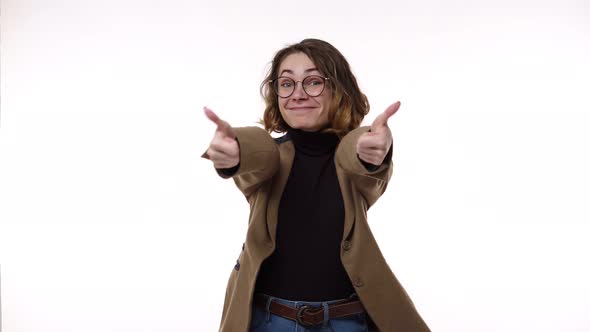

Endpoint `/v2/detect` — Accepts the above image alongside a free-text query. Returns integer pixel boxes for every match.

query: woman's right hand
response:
[204,107,240,169]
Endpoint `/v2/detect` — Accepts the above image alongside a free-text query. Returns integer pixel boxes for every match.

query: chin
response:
[289,122,318,131]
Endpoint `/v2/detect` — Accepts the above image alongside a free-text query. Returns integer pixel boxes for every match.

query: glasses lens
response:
[274,77,295,98]
[272,76,327,98]
[302,76,325,97]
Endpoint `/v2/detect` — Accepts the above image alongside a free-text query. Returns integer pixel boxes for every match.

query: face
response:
[276,52,331,132]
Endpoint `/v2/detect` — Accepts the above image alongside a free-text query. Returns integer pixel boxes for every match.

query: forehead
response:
[278,52,318,73]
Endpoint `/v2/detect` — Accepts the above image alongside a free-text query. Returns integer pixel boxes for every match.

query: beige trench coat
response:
[205,126,430,332]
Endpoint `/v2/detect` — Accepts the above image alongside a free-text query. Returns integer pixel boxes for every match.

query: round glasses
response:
[270,75,330,98]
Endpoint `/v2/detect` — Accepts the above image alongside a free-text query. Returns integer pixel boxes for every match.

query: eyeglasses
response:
[269,75,330,98]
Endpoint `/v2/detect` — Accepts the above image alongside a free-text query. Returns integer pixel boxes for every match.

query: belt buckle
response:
[296,305,314,327]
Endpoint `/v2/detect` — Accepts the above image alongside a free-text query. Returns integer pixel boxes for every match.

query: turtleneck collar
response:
[287,128,340,156]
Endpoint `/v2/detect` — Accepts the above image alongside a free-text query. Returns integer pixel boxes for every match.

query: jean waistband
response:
[255,292,359,308]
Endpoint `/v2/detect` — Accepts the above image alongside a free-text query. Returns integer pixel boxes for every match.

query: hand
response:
[204,106,240,169]
[356,101,400,166]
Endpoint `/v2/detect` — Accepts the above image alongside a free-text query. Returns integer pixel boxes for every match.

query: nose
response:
[291,81,308,99]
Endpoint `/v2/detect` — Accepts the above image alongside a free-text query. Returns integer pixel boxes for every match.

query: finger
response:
[208,142,229,154]
[371,101,400,131]
[357,134,378,149]
[208,149,239,169]
[204,106,235,139]
[358,151,379,161]
[357,133,388,151]
[359,145,385,158]
[209,140,238,156]
[208,150,235,165]
[204,106,222,126]
[217,120,235,139]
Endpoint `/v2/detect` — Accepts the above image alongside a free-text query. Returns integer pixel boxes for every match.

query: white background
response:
[1,0,589,331]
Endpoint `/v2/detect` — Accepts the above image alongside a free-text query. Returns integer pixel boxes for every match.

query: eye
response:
[277,78,294,88]
[304,76,324,86]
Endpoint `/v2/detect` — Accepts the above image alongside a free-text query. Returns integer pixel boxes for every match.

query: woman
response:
[203,39,430,332]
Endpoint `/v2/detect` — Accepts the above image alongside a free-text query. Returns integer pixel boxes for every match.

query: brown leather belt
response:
[253,294,365,327]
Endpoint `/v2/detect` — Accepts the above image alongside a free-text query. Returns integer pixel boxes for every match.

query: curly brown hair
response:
[260,39,369,138]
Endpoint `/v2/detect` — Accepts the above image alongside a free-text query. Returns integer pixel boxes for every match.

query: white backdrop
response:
[1,0,589,331]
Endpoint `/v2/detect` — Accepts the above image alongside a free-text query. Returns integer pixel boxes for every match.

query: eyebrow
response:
[279,68,321,76]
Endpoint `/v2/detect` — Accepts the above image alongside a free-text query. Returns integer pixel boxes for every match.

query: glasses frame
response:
[269,75,331,98]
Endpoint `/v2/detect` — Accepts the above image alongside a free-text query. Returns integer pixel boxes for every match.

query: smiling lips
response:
[288,106,316,111]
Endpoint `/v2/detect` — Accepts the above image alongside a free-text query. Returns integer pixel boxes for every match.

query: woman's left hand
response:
[356,101,400,166]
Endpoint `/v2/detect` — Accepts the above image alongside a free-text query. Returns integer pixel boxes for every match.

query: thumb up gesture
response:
[356,101,400,166]
[204,107,240,169]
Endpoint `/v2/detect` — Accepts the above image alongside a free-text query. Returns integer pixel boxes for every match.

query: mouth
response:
[288,107,316,111]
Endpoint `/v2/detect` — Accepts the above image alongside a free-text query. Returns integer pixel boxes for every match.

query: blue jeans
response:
[249,294,370,332]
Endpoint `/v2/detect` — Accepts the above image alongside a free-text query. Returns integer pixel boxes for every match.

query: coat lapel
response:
[266,140,295,246]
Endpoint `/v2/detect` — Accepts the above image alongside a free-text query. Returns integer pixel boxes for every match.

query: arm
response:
[336,101,400,207]
[335,126,393,208]
[203,126,279,199]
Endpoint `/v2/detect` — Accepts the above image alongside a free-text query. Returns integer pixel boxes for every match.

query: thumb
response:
[371,101,400,132]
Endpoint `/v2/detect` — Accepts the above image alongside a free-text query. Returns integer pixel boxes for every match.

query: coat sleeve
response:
[335,126,393,208]
[202,126,280,199]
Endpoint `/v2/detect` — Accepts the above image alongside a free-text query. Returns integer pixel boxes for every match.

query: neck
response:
[287,128,339,156]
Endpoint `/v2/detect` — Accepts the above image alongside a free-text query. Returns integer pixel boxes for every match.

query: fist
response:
[204,107,240,169]
[356,101,400,166]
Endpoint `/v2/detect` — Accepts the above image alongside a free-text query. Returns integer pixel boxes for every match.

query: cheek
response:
[278,104,288,119]
[277,105,291,126]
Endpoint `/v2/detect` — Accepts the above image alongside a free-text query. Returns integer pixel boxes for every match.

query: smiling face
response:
[276,52,332,132]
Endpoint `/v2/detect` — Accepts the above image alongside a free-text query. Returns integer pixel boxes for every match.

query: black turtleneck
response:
[254,128,355,301]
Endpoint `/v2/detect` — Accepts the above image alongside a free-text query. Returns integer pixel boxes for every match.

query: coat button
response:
[234,260,240,271]
[353,277,364,287]
[342,241,352,251]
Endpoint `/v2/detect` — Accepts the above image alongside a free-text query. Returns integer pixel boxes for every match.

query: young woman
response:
[203,39,430,332]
